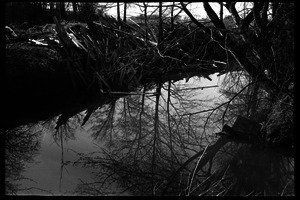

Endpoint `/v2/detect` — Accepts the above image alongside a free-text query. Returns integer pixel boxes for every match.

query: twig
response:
[175,85,218,91]
[187,144,209,195]
[161,137,229,196]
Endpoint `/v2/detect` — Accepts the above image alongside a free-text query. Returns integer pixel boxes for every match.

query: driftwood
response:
[217,116,263,144]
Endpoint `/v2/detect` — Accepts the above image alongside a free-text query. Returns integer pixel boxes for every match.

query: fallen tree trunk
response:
[4,17,240,131]
[3,44,228,132]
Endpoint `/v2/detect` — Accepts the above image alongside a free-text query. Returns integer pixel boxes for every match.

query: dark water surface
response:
[10,75,224,196]
[13,126,131,195]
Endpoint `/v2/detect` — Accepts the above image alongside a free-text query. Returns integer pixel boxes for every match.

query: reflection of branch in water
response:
[17,187,54,195]
[57,127,73,193]
[187,144,209,195]
[52,123,76,146]
[161,137,229,196]
[58,128,64,193]
[174,85,218,91]
[5,125,42,195]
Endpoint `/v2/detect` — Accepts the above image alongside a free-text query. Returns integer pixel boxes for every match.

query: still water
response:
[13,125,131,195]
[9,74,225,196]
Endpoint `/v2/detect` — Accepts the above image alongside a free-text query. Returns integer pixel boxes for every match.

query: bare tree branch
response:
[241,10,254,32]
[203,2,226,29]
[180,2,205,29]
[253,2,265,32]
[224,2,241,26]
[219,2,223,21]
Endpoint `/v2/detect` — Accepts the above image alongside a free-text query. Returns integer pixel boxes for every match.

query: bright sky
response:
[103,2,232,19]
[102,2,252,21]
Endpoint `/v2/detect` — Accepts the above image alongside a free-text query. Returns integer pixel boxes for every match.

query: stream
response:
[7,74,225,196]
[13,125,132,195]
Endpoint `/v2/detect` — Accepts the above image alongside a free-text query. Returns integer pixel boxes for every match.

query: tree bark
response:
[123,2,127,22]
[158,2,164,43]
[219,2,223,21]
[143,2,148,43]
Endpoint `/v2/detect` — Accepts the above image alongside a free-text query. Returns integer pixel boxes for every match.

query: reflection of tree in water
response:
[71,81,210,195]
[5,72,293,196]
[70,82,210,195]
[5,120,79,195]
[5,125,42,195]
[72,71,294,196]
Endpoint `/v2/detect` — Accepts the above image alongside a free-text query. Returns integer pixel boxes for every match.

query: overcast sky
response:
[102,2,230,19]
